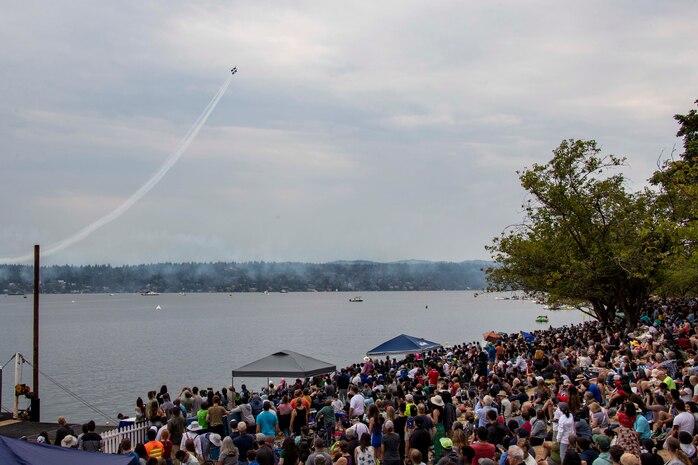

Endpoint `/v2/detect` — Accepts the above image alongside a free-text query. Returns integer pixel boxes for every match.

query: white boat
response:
[349,296,363,302]
[141,290,159,296]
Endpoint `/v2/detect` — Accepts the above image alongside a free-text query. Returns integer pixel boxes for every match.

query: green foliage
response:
[651,100,698,295]
[487,139,671,327]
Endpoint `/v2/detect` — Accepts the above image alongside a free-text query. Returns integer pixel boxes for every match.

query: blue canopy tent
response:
[366,334,441,356]
[0,436,137,465]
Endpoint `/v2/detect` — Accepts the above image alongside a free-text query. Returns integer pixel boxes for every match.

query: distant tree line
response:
[0,260,489,294]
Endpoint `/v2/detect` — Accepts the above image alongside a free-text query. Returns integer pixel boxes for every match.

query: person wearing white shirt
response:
[352,420,369,438]
[556,403,575,459]
[349,387,366,418]
[332,397,344,413]
[672,401,694,435]
[180,422,203,458]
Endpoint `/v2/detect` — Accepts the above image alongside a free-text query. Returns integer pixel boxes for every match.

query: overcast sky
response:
[1,1,697,265]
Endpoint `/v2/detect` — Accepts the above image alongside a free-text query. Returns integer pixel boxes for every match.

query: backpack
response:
[200,433,221,464]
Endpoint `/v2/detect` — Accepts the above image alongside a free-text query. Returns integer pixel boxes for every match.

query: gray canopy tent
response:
[231,350,336,385]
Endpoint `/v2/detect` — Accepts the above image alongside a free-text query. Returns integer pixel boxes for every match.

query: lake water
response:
[0,291,587,424]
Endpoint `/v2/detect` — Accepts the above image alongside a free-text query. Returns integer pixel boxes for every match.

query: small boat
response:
[536,315,549,323]
[7,291,25,296]
[349,296,363,302]
[155,305,162,311]
[141,290,159,296]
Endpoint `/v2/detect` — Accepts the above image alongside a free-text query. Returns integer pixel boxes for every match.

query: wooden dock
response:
[0,412,110,441]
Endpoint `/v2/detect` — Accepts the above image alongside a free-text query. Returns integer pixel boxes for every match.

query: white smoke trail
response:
[0,74,234,265]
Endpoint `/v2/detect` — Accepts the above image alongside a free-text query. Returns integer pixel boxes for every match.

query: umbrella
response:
[483,331,502,342]
[520,331,535,342]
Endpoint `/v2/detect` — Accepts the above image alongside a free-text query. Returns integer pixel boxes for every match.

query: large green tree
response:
[651,100,698,295]
[487,139,671,327]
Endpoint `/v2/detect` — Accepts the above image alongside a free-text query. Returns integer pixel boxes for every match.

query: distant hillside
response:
[0,260,491,294]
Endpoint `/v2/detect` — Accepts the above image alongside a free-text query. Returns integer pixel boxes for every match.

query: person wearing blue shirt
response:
[588,379,602,403]
[634,413,652,440]
[256,401,279,438]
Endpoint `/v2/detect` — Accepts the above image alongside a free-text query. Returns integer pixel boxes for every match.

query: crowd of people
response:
[39,297,698,465]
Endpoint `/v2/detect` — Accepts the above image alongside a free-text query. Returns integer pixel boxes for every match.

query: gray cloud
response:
[1,1,697,264]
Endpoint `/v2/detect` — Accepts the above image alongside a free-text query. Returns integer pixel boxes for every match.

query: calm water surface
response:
[0,291,587,423]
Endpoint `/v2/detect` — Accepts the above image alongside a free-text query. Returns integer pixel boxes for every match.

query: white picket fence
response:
[102,421,150,454]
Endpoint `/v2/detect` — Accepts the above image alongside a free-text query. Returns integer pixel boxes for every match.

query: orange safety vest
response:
[145,440,164,458]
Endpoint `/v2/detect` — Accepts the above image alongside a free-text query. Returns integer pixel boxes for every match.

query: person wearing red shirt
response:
[427,365,440,394]
[471,427,496,465]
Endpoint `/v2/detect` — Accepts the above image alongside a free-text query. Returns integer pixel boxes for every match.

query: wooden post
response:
[32,245,40,421]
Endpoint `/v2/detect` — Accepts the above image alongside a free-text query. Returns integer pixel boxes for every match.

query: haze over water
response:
[0,291,587,423]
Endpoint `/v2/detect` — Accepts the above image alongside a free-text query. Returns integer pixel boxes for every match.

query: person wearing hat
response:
[591,435,612,465]
[202,433,222,462]
[498,390,513,421]
[61,434,78,448]
[404,394,417,417]
[181,421,204,459]
[431,395,446,462]
[435,437,459,465]
[362,357,374,376]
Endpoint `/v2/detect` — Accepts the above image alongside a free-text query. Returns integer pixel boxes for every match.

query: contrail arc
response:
[0,73,234,265]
